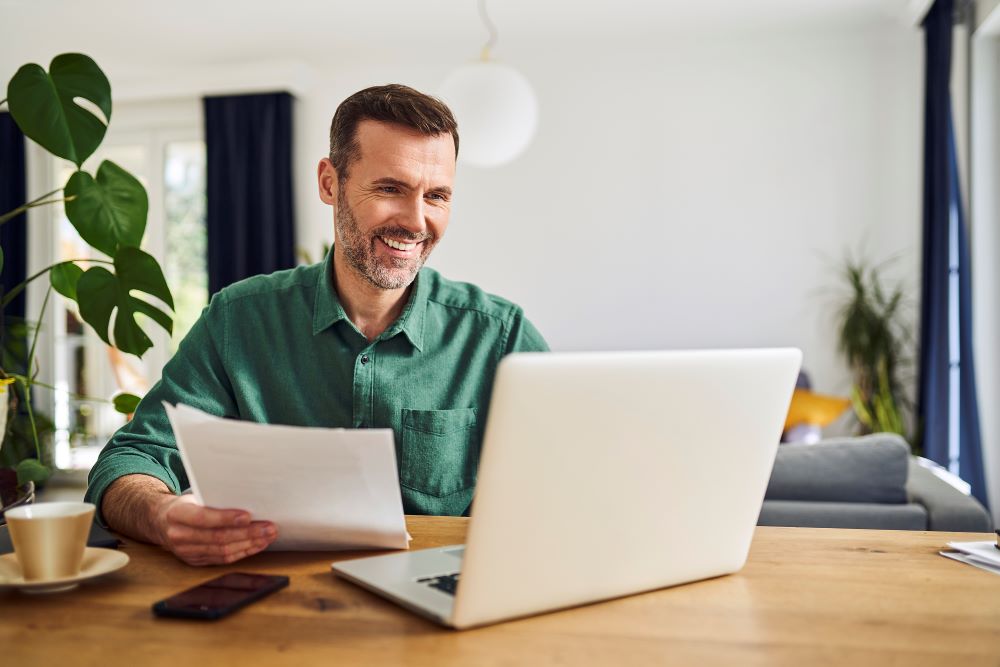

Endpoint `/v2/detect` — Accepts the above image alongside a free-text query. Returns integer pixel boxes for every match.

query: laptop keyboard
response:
[417,573,460,596]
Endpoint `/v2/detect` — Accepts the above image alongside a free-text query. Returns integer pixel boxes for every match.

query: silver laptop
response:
[332,348,802,629]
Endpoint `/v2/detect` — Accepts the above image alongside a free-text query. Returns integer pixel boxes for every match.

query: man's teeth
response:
[381,237,417,251]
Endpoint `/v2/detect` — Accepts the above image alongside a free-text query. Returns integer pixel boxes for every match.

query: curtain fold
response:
[949,111,988,504]
[203,92,296,295]
[919,0,988,506]
[0,112,27,324]
[0,112,28,382]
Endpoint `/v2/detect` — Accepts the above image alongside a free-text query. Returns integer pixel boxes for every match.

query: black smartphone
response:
[152,572,289,620]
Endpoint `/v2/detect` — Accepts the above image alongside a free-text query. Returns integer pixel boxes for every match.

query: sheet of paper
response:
[164,402,409,551]
[940,551,1000,576]
[945,541,1000,567]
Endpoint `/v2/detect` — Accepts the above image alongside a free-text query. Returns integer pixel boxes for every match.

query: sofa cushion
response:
[758,500,927,530]
[765,433,910,504]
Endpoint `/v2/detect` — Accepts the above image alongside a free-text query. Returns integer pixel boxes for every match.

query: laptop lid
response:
[451,348,801,628]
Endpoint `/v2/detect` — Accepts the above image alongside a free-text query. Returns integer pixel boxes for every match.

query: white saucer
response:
[0,547,130,594]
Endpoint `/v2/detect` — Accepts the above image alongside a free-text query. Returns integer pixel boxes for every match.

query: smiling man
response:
[85,85,548,566]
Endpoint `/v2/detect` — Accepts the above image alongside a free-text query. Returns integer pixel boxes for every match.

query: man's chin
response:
[367,263,420,290]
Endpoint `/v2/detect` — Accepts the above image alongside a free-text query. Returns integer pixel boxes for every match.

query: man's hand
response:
[101,474,278,566]
[153,494,278,566]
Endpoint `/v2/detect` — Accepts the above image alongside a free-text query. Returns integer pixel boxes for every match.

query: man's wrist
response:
[102,474,176,546]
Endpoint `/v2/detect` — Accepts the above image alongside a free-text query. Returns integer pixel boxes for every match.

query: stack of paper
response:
[941,540,1000,575]
[164,403,410,551]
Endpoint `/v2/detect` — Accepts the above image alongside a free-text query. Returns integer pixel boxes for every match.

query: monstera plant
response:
[0,53,174,485]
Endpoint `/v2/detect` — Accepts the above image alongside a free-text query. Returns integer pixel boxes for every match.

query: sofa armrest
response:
[906,461,993,532]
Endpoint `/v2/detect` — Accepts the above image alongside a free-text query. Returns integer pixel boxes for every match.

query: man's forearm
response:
[101,474,176,545]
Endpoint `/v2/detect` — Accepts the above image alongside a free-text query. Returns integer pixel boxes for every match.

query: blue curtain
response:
[203,92,296,295]
[0,112,27,377]
[0,112,27,323]
[919,0,988,506]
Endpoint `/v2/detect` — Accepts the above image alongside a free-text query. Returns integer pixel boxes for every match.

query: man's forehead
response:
[354,120,456,166]
[355,120,455,183]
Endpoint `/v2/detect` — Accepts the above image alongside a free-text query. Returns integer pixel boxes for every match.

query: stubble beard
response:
[335,185,435,290]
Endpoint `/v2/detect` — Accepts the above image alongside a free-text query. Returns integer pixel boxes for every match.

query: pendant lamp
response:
[439,0,539,168]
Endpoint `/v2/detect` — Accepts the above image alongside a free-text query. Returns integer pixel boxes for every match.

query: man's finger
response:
[165,521,276,547]
[166,500,253,528]
[174,537,273,565]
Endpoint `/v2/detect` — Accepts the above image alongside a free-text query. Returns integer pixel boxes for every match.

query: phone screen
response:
[153,573,289,619]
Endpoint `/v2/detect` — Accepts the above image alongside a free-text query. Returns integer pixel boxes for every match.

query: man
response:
[85,85,548,566]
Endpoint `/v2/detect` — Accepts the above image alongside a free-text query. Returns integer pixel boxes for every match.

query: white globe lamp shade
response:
[440,61,538,168]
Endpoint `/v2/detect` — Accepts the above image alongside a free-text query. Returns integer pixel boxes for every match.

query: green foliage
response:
[77,246,174,357]
[64,160,147,256]
[112,393,141,414]
[6,54,111,168]
[836,257,915,449]
[14,458,50,485]
[49,261,83,300]
[0,382,54,476]
[1,53,175,479]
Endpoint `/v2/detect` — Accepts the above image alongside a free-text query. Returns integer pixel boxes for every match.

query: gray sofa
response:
[758,434,993,532]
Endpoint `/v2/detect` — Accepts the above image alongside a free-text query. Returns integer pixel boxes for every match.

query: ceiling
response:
[0,0,919,78]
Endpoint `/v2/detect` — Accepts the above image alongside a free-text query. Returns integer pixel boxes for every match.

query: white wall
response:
[7,15,925,415]
[293,27,923,402]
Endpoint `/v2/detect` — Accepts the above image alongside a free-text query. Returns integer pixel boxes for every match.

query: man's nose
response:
[396,195,427,235]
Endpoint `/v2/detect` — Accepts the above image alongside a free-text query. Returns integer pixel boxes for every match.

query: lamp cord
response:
[478,0,498,61]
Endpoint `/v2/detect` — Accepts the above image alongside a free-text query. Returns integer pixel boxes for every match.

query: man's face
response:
[320,120,456,290]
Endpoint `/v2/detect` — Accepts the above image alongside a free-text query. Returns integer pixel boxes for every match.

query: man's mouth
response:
[379,236,420,252]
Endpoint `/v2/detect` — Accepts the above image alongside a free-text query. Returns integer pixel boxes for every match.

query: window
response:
[27,100,207,472]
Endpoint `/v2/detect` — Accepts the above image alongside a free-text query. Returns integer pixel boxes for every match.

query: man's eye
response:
[380,186,399,194]
[427,193,447,202]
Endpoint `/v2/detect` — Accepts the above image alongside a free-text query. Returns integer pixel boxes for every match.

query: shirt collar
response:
[311,248,428,352]
[312,249,350,335]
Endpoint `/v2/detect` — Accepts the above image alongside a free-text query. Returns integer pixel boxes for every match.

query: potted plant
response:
[835,256,916,451]
[0,53,174,489]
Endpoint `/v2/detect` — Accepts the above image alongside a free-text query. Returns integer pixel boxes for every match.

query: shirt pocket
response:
[400,408,479,498]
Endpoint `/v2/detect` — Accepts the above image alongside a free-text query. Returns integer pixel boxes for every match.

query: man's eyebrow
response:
[371,177,412,189]
[371,177,452,197]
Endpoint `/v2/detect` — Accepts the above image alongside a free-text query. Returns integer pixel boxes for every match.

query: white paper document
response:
[945,541,1000,566]
[940,551,1000,576]
[940,541,1000,577]
[164,402,410,551]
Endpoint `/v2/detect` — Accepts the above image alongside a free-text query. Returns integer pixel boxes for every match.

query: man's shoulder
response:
[212,262,320,308]
[421,267,522,322]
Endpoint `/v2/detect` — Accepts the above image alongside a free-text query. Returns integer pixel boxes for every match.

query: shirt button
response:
[360,354,370,365]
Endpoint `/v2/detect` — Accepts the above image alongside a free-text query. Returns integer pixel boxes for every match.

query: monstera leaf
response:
[76,247,174,358]
[15,459,50,485]
[112,393,141,415]
[6,53,111,168]
[49,261,84,301]
[64,160,147,258]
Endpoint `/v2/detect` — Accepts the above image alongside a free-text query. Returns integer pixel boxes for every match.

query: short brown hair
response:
[329,84,459,181]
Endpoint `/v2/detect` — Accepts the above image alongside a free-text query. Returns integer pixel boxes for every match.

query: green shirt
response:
[85,251,548,521]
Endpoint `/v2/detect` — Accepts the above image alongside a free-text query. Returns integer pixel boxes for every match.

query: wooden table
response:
[2,517,998,666]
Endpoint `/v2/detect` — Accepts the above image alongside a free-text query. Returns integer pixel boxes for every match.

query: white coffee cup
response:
[6,502,95,581]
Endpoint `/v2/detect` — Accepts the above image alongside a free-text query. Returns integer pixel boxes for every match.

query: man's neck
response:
[331,248,412,341]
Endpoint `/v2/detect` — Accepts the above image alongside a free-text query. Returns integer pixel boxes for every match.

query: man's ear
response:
[317,158,339,205]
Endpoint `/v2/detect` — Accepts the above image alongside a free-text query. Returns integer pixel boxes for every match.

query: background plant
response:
[835,256,916,451]
[0,53,174,484]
